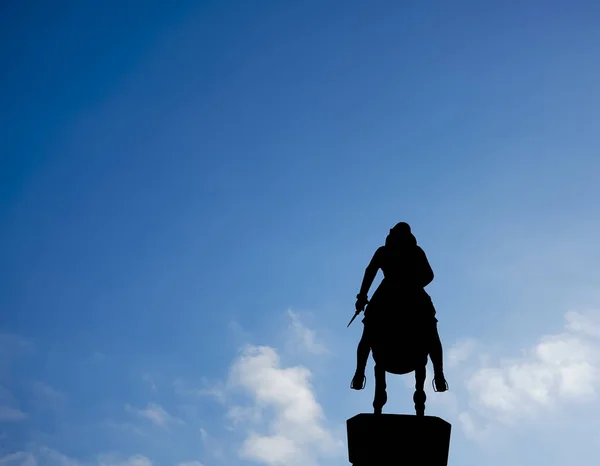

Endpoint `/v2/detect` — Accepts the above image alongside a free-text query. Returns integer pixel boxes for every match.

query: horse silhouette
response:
[368,311,432,415]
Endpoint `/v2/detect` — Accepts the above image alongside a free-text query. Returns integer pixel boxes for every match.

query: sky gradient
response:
[2,1,600,465]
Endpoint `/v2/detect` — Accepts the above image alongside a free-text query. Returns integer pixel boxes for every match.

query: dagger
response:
[347,310,361,327]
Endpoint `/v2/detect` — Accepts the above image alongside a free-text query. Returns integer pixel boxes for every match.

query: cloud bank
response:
[226,344,342,466]
[451,310,600,439]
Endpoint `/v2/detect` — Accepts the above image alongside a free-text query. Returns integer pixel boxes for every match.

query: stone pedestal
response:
[347,413,451,465]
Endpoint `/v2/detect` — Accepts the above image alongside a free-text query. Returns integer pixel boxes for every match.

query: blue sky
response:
[2,1,600,465]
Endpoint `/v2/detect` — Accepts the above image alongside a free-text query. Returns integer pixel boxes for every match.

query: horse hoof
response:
[413,389,426,416]
[373,390,387,414]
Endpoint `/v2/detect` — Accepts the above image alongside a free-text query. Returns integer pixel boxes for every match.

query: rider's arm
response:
[416,247,434,287]
[358,247,383,298]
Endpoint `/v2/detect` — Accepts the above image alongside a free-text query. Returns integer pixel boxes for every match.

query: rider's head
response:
[391,222,411,235]
[386,222,417,248]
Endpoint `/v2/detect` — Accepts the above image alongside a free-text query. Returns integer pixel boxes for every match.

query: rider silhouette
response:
[351,222,448,392]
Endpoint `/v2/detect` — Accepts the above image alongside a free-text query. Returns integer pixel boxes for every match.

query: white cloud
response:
[125,403,183,428]
[97,454,152,466]
[173,378,226,403]
[0,385,14,402]
[226,404,261,426]
[0,449,152,466]
[286,311,327,355]
[228,344,342,466]
[0,334,34,353]
[199,427,208,441]
[32,381,66,409]
[241,435,300,464]
[0,452,36,466]
[141,374,158,392]
[0,405,27,422]
[196,427,224,460]
[2,447,79,466]
[447,338,479,368]
[0,333,34,377]
[457,411,493,443]
[565,310,600,339]
[452,310,600,436]
[35,447,79,466]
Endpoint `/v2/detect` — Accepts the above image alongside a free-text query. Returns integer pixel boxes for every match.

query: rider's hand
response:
[354,300,362,313]
[355,294,368,313]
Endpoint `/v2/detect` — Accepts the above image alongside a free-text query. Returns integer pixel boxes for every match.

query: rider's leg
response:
[430,322,448,392]
[351,325,371,390]
[420,297,448,392]
[356,332,370,373]
[430,323,443,373]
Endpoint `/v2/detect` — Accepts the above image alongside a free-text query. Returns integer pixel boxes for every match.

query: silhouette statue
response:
[348,222,448,415]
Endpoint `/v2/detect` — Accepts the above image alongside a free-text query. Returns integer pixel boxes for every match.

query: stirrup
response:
[432,375,448,393]
[350,373,366,390]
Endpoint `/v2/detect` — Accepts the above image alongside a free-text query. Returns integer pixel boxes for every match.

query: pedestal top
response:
[347,413,451,465]
[348,412,451,425]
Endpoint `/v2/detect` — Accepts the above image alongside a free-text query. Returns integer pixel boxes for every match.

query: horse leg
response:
[373,364,387,414]
[413,365,426,416]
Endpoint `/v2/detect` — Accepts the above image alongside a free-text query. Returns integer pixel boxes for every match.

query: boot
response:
[433,365,448,392]
[350,370,366,390]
